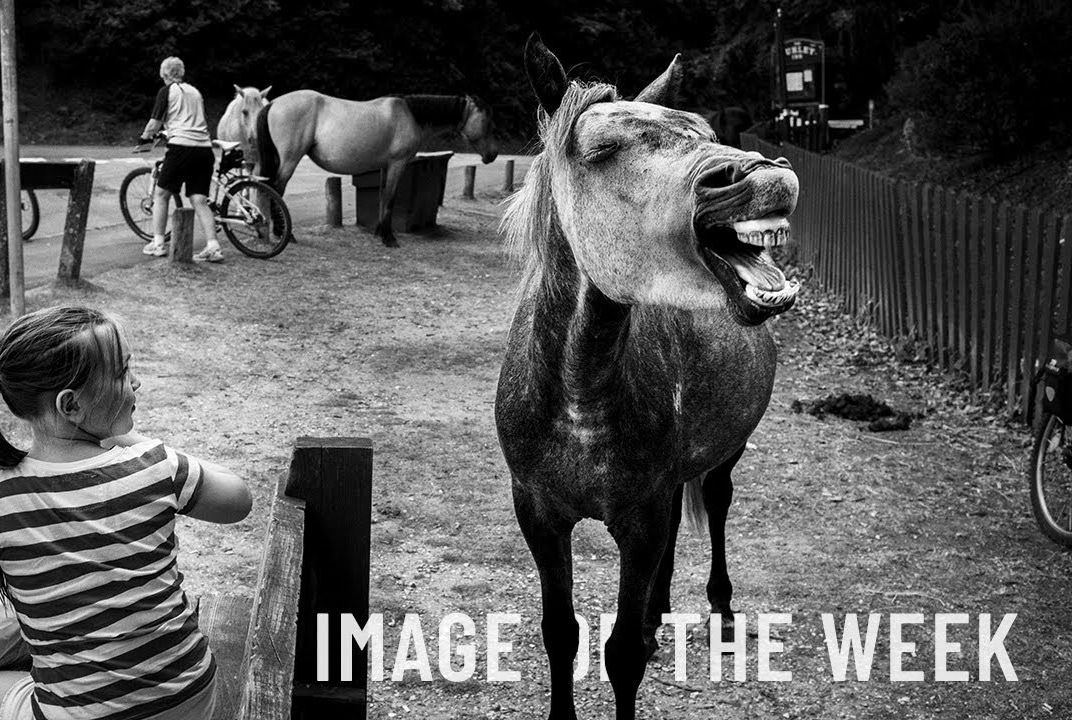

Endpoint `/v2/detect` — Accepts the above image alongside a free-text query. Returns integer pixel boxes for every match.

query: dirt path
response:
[2,187,1068,719]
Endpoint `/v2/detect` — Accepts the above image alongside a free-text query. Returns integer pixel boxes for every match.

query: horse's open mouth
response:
[695,216,801,323]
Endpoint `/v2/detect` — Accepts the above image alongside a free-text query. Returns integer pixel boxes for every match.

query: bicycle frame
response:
[146,152,267,230]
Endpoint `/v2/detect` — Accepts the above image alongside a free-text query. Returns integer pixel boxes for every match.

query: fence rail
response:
[742,133,1070,421]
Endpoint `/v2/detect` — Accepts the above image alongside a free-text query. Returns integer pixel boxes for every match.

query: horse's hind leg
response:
[375,160,406,248]
[644,483,683,655]
[513,485,579,720]
[606,496,674,720]
[705,445,745,640]
[262,157,301,241]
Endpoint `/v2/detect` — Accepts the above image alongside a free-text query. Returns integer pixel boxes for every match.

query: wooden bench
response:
[0,159,96,286]
[199,437,373,720]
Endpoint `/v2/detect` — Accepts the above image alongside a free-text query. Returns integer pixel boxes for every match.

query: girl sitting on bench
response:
[0,305,251,720]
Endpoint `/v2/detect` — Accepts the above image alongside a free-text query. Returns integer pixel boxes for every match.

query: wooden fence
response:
[742,133,1071,421]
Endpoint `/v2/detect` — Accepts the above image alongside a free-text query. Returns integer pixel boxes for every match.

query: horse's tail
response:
[683,477,707,535]
[255,103,280,190]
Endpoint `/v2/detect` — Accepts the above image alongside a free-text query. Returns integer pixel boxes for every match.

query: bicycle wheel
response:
[1028,411,1072,546]
[21,189,39,241]
[119,166,182,241]
[218,179,292,259]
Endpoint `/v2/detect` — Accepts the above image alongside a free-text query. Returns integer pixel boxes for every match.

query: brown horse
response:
[495,36,800,719]
[255,90,498,246]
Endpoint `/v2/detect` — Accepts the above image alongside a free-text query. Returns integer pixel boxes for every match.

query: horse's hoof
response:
[382,237,400,248]
[702,613,750,648]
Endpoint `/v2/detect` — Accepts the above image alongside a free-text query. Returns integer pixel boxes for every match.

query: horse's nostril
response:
[696,163,745,190]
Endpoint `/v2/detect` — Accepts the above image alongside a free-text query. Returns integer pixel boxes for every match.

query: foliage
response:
[12,0,1072,156]
[885,1,1072,156]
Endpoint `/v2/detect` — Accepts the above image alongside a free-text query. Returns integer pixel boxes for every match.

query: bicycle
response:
[1027,335,1072,547]
[119,135,292,259]
[20,189,40,241]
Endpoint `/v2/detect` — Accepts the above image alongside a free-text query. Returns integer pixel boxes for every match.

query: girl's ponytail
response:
[0,431,25,468]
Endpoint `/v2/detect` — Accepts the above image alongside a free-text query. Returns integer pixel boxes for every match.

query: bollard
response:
[171,207,194,263]
[325,177,342,227]
[56,159,95,285]
[503,160,515,193]
[463,165,475,199]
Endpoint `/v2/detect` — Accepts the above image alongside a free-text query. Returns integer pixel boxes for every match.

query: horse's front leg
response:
[644,482,683,656]
[375,160,406,247]
[705,445,744,641]
[606,495,674,720]
[513,484,579,720]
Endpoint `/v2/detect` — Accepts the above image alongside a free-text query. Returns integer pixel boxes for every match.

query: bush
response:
[886,2,1072,156]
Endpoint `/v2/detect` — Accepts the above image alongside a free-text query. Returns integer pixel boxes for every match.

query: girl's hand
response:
[101,432,153,449]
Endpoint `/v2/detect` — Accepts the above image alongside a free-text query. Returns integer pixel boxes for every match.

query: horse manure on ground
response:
[791,392,917,432]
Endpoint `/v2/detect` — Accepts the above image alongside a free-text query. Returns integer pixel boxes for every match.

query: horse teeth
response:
[733,217,790,246]
[733,217,789,235]
[737,226,792,248]
[741,229,793,248]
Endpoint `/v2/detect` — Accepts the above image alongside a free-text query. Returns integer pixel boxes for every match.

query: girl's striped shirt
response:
[0,440,216,720]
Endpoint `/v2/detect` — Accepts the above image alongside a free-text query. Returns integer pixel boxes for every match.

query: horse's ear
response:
[261,86,272,100]
[634,54,683,108]
[524,33,567,116]
[233,83,243,95]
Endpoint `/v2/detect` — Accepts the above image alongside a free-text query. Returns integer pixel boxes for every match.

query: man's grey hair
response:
[159,56,185,82]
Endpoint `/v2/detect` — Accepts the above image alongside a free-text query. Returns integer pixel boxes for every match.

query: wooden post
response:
[170,207,194,263]
[287,437,372,720]
[1,0,23,313]
[56,160,95,283]
[503,159,515,192]
[463,165,475,199]
[325,177,342,227]
[236,471,306,720]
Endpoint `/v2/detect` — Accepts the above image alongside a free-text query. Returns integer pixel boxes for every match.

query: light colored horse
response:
[216,84,271,163]
[255,90,499,246]
[496,36,800,720]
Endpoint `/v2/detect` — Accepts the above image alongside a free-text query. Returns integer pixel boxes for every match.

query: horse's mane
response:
[500,82,618,292]
[400,95,469,129]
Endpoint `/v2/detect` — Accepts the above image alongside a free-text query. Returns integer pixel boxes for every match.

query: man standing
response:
[138,57,224,262]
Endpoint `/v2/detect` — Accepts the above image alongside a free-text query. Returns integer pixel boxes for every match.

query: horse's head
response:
[462,96,499,164]
[232,84,272,150]
[520,36,800,325]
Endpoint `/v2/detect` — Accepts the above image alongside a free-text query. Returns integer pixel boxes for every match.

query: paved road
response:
[16,146,531,290]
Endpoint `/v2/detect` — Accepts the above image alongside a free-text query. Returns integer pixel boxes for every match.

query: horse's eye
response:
[583,142,620,164]
[242,110,249,116]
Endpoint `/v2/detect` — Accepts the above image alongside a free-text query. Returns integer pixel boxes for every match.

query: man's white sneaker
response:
[142,242,168,257]
[193,247,224,263]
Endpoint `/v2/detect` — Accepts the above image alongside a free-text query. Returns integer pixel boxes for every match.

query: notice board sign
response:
[783,38,824,106]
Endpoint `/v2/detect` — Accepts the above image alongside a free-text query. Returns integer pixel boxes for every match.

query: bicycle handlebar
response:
[132,132,168,154]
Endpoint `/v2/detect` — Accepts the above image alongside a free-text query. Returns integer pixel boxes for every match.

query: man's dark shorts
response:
[158,144,214,197]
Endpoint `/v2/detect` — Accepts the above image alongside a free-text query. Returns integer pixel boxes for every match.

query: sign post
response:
[770,8,828,152]
[772,8,787,110]
[0,0,23,315]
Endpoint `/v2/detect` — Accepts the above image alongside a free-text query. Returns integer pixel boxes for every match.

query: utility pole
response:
[774,7,787,109]
[1,0,24,317]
